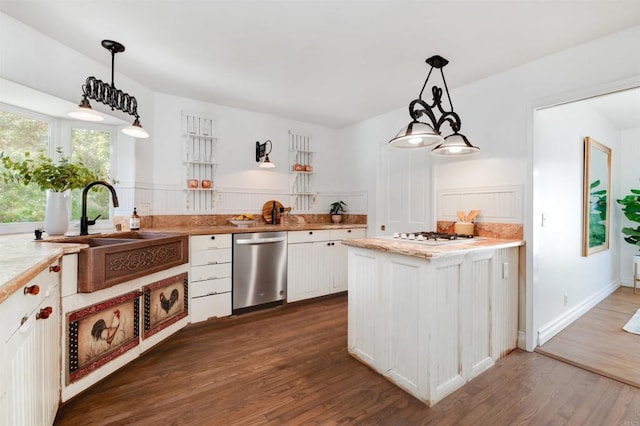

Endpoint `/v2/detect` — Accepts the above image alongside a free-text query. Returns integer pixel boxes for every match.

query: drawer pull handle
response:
[36,306,53,320]
[207,261,219,265]
[309,231,313,235]
[348,230,352,233]
[49,265,61,273]
[24,285,40,295]
[205,291,219,297]
[206,276,219,280]
[210,236,216,240]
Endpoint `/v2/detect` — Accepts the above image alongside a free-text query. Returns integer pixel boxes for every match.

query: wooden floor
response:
[55,294,640,425]
[537,286,640,388]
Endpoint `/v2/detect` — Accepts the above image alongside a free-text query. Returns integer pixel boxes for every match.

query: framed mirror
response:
[582,136,611,256]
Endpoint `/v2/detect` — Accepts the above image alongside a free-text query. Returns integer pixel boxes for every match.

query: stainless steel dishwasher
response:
[232,231,287,313]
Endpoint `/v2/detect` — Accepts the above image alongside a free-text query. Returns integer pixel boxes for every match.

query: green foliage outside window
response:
[0,110,113,224]
[0,111,48,223]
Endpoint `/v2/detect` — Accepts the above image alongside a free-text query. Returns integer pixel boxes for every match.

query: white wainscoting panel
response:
[437,185,523,223]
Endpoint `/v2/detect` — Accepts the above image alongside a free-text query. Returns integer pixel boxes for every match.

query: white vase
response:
[44,190,69,235]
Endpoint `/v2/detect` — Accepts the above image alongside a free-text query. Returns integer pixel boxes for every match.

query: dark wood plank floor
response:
[55,294,640,425]
[537,286,640,388]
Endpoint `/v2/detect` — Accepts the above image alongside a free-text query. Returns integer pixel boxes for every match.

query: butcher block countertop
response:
[0,223,366,304]
[342,237,524,260]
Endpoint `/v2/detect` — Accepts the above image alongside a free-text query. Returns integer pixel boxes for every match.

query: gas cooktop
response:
[381,232,486,246]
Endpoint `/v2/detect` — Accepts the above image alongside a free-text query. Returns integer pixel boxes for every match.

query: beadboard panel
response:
[347,249,379,367]
[492,247,520,359]
[437,185,523,223]
[385,258,421,396]
[117,184,367,215]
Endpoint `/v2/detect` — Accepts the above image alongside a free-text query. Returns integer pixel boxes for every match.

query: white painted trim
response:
[517,331,526,350]
[536,280,620,347]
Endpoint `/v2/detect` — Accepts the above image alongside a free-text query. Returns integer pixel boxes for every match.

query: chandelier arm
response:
[436,111,462,134]
[409,99,438,128]
[83,76,139,117]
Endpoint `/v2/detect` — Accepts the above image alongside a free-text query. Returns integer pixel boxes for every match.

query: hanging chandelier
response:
[68,40,149,139]
[389,55,478,155]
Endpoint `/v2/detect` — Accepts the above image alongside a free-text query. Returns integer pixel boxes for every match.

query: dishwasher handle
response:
[236,236,286,245]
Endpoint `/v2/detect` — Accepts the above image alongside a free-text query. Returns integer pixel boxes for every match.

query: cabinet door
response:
[5,283,60,426]
[331,240,348,293]
[287,242,332,302]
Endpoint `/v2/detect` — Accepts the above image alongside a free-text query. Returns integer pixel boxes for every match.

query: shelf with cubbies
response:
[289,131,315,211]
[183,113,217,212]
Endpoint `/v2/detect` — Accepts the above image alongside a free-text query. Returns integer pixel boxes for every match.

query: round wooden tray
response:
[262,200,284,223]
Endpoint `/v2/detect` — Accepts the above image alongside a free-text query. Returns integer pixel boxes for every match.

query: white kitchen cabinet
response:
[347,244,520,406]
[1,259,61,426]
[330,228,365,293]
[189,234,232,322]
[287,228,365,302]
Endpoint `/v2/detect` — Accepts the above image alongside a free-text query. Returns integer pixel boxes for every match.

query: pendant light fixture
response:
[68,40,149,139]
[256,140,275,168]
[389,55,478,155]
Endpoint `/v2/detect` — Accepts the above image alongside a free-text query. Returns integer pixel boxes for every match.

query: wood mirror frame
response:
[582,136,612,256]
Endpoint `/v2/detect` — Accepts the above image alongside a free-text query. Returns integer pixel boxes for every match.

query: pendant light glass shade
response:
[388,121,444,148]
[431,133,479,156]
[259,154,275,168]
[122,118,150,139]
[68,99,104,122]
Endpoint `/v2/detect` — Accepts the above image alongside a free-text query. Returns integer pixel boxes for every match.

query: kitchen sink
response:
[59,232,189,293]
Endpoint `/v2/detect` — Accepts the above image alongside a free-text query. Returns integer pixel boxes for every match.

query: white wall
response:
[0,12,367,217]
[534,102,621,345]
[619,127,640,283]
[341,25,640,350]
[149,92,362,215]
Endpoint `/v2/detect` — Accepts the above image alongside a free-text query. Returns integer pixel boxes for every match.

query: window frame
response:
[0,103,117,235]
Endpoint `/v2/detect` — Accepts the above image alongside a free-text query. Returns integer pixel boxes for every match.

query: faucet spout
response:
[80,181,119,235]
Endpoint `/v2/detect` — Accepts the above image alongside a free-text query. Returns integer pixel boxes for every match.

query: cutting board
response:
[262,200,284,223]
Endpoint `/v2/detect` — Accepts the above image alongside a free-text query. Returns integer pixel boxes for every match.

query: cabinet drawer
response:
[191,278,232,298]
[191,293,231,323]
[191,263,232,282]
[288,229,331,244]
[331,228,366,240]
[191,248,232,267]
[190,234,232,250]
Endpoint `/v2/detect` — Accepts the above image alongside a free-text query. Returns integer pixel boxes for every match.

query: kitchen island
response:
[342,236,523,406]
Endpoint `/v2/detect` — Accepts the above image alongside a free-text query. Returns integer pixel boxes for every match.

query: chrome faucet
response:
[80,181,119,235]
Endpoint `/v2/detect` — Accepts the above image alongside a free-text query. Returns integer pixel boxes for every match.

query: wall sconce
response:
[256,140,275,168]
[68,40,149,139]
[389,55,479,156]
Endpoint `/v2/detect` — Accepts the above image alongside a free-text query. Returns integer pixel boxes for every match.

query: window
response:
[70,127,113,222]
[0,108,51,224]
[0,105,115,234]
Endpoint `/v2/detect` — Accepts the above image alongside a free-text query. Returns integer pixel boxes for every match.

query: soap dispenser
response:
[130,207,141,231]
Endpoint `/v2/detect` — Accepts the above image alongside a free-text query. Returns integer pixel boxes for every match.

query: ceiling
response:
[1,1,639,129]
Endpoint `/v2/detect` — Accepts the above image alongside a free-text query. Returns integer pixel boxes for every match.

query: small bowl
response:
[201,180,212,188]
[187,179,198,188]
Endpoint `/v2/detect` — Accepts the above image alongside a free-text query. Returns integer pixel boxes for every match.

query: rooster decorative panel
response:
[142,272,188,339]
[67,290,140,384]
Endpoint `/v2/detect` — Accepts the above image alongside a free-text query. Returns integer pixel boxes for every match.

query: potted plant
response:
[617,183,640,289]
[1,147,107,235]
[330,200,346,223]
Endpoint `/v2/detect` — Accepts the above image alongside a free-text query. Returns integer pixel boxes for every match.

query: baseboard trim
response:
[537,280,620,346]
[517,330,527,350]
